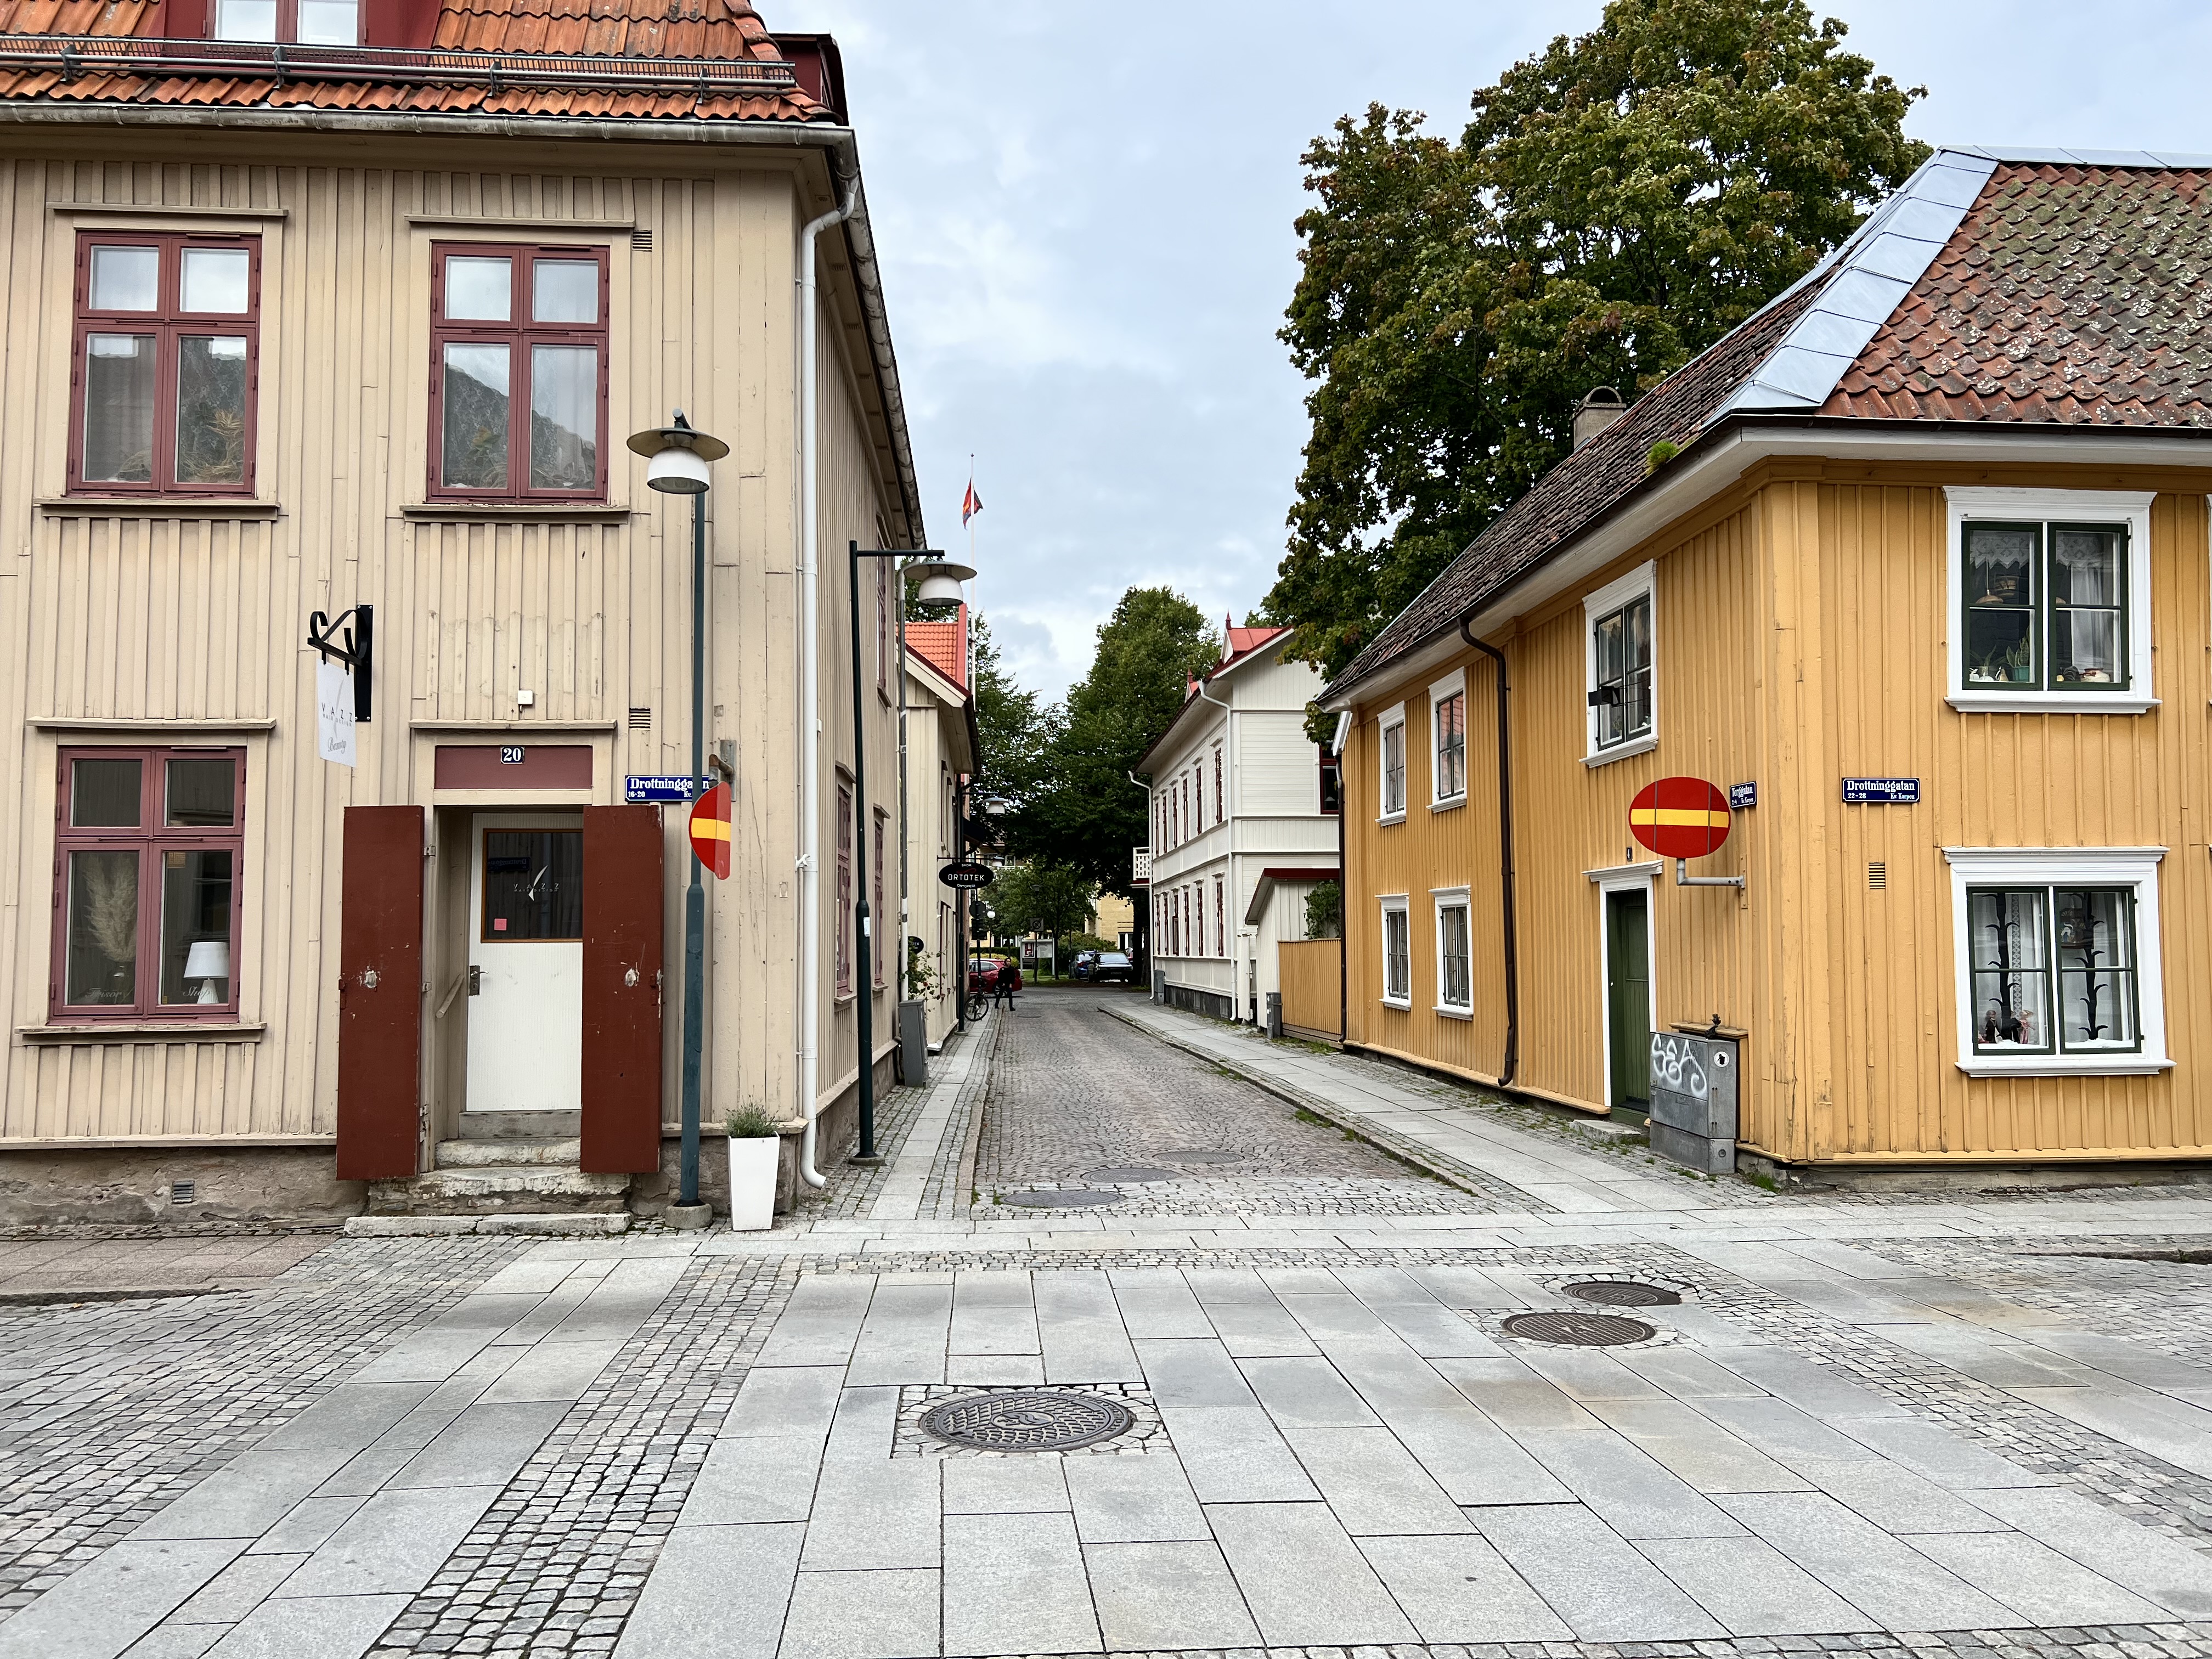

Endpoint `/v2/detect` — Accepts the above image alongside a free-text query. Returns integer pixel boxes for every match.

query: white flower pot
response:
[726,1135,780,1232]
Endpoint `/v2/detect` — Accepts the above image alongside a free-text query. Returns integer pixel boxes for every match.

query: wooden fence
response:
[1278,938,1342,1041]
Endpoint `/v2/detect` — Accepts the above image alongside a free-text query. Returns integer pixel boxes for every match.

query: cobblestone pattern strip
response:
[368,1254,795,1658]
[0,1235,528,1620]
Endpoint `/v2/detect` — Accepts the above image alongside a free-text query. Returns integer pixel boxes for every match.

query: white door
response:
[466,812,584,1113]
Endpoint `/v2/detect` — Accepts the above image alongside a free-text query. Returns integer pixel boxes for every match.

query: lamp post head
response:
[627,410,729,495]
[901,554,976,613]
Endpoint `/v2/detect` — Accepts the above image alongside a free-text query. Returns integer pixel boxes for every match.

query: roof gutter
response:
[1324,413,2212,709]
[0,101,924,545]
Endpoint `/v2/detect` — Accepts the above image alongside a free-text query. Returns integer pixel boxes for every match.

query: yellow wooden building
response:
[1322,148,2212,1176]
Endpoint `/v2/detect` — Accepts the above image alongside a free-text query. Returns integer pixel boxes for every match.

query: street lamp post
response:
[627,413,729,1228]
[848,541,973,1163]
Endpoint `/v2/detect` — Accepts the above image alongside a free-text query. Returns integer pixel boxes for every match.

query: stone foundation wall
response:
[0,1146,364,1229]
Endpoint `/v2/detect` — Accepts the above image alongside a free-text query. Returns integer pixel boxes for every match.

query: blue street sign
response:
[625,775,698,804]
[1728,781,1757,810]
[1842,777,1920,804]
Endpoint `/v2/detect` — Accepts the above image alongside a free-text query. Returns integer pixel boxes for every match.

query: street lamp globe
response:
[625,411,729,495]
[903,555,976,613]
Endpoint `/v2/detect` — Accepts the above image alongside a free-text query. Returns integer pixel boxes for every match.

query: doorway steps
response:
[360,1134,631,1221]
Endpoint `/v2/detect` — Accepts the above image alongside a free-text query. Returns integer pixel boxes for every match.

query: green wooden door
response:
[1606,889,1651,1110]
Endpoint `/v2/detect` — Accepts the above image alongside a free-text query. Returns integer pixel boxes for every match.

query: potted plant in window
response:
[2005,638,2034,684]
[725,1104,782,1232]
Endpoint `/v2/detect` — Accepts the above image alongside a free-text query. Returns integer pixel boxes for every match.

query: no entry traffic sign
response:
[689,783,731,880]
[1630,776,1731,860]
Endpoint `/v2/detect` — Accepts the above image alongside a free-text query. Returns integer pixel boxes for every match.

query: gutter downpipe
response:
[795,169,859,1188]
[1459,617,1519,1086]
[1191,679,1239,1020]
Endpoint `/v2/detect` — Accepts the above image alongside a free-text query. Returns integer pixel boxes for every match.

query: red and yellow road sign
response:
[1629,776,1731,859]
[689,782,731,879]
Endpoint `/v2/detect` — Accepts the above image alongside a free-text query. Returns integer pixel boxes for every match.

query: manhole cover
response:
[1502,1311,1657,1346]
[1164,1149,1243,1164]
[920,1391,1135,1452]
[1563,1279,1681,1308]
[995,1189,1125,1208]
[1083,1166,1179,1183]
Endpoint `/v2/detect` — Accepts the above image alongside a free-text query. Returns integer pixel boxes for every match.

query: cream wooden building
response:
[901,610,979,1051]
[0,0,922,1224]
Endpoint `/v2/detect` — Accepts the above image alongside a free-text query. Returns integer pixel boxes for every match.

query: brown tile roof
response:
[0,0,824,121]
[1823,162,2212,426]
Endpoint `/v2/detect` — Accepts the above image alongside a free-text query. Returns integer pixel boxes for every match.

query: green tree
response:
[1267,0,1928,677]
[968,612,1057,816]
[988,861,1096,955]
[1013,588,1220,896]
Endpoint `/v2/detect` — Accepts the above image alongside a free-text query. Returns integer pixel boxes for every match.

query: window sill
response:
[1584,732,1658,769]
[1956,1054,2172,1077]
[1379,996,1411,1012]
[1432,1005,1473,1021]
[1429,795,1466,814]
[1376,811,1407,828]
[1948,692,2157,714]
[20,1022,265,1045]
[41,496,279,518]
[402,503,633,522]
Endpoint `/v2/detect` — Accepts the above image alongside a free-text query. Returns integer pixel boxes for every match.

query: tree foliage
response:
[985,861,1096,949]
[968,612,1057,819]
[1009,588,1221,896]
[1266,0,1929,677]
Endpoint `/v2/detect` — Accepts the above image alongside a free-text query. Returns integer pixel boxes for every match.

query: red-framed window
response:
[209,0,360,42]
[51,748,245,1022]
[873,809,887,986]
[70,234,260,497]
[834,775,854,996]
[428,242,610,503]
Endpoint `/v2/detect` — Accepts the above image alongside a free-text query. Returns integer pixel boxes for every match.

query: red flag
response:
[962,476,983,527]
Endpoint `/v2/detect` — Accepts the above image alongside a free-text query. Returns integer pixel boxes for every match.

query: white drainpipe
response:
[795,170,858,1188]
[1192,679,1238,1019]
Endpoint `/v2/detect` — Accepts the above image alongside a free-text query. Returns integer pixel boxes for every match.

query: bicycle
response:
[964,989,990,1022]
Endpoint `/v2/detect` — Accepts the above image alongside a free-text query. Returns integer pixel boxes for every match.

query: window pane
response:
[72,757,142,826]
[89,245,159,311]
[160,849,234,1005]
[444,256,512,321]
[1624,596,1651,670]
[1595,610,1622,681]
[180,248,251,313]
[1624,666,1652,738]
[212,0,276,37]
[2051,528,2120,606]
[83,334,156,483]
[2051,527,2124,687]
[166,758,236,827]
[1965,524,2038,686]
[66,849,139,1006]
[441,343,510,488]
[1965,607,2034,686]
[175,337,249,485]
[1442,905,1470,1006]
[2055,888,2137,1049]
[529,345,598,489]
[533,259,598,323]
[1968,887,2050,1050]
[295,0,358,42]
[480,831,583,941]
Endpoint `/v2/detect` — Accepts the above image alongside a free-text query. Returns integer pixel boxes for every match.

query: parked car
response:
[1087,951,1136,985]
[967,955,1010,991]
[1069,950,1099,980]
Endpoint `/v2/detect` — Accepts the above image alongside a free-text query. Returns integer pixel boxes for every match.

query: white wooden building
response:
[1136,624,1340,1024]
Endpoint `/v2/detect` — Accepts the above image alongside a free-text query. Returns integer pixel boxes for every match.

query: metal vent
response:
[1564,1280,1680,1308]
[1869,861,1887,889]
[628,706,652,730]
[169,1180,196,1205]
[921,1391,1134,1453]
[1502,1310,1657,1346]
[631,229,652,252]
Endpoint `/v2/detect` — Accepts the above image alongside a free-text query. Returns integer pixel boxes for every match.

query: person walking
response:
[994,958,1023,1011]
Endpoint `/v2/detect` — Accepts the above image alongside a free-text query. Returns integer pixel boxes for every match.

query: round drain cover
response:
[1164,1150,1243,1164]
[1083,1166,1179,1183]
[921,1391,1135,1452]
[1502,1310,1658,1346]
[1563,1280,1681,1308]
[995,1189,1125,1208]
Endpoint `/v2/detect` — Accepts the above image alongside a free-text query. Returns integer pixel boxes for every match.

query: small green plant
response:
[725,1104,781,1138]
[1304,881,1342,940]
[1644,439,1682,475]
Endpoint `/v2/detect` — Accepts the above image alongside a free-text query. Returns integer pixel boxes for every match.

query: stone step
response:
[345,1212,630,1237]
[364,1163,630,1217]
[436,1137,582,1167]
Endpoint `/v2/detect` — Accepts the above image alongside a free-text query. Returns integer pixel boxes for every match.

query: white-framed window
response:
[1583,560,1656,764]
[1429,669,1466,806]
[1943,847,2171,1076]
[1433,887,1471,1016]
[1379,895,1411,1008]
[1945,488,2155,714]
[1377,703,1407,822]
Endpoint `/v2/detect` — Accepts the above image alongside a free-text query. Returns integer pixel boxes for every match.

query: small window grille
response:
[628,707,652,730]
[170,1179,196,1205]
[1869,861,1887,890]
[631,229,653,252]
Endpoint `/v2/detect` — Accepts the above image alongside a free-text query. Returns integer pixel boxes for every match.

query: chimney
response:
[1573,386,1627,450]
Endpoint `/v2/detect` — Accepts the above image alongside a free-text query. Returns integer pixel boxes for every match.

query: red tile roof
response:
[0,0,826,121]
[1223,621,1286,664]
[906,608,967,693]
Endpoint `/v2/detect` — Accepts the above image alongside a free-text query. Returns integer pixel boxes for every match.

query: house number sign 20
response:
[500,747,526,765]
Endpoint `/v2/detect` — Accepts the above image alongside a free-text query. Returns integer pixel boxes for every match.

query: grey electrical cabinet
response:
[1647,1029,1739,1174]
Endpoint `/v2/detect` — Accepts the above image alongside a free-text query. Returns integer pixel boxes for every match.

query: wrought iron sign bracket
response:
[307,604,374,722]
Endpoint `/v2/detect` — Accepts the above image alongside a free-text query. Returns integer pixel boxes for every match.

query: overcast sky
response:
[777,1,2211,698]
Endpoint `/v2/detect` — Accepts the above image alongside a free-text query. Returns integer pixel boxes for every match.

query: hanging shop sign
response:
[1842,777,1920,804]
[689,783,731,879]
[1629,776,1732,859]
[625,775,698,804]
[939,860,995,890]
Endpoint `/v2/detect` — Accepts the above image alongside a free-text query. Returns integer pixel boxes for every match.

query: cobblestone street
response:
[18,1004,2212,1659]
